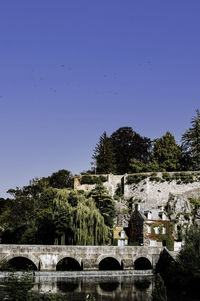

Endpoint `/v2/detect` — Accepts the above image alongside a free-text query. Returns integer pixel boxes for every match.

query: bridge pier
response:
[38,254,58,271]
[82,259,98,271]
[122,259,134,270]
[152,254,160,270]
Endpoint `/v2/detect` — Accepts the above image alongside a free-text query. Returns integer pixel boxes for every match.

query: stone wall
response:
[74,172,200,211]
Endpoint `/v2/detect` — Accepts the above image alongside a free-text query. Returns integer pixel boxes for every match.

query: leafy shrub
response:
[80,175,107,185]
[126,174,148,184]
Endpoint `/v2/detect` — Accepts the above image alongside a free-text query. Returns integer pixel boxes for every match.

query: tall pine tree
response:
[93,132,116,174]
[181,109,200,170]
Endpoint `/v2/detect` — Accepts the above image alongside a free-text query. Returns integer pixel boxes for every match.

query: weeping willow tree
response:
[47,188,109,245]
[73,197,109,245]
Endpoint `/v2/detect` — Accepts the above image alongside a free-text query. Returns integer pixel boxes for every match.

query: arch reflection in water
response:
[57,281,79,293]
[6,257,37,271]
[99,282,119,292]
[134,257,152,270]
[56,257,82,271]
[134,279,151,290]
[99,257,122,270]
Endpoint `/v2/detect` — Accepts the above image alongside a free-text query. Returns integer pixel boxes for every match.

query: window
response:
[147,225,151,234]
[120,230,125,239]
[147,212,152,219]
[150,239,157,247]
[162,227,166,234]
[154,227,159,234]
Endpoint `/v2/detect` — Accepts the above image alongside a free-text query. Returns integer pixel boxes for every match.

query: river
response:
[0,271,154,300]
[0,271,199,301]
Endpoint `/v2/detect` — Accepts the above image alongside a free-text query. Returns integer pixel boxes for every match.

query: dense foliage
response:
[178,226,200,276]
[93,131,116,174]
[181,109,200,170]
[110,127,151,174]
[150,132,181,171]
[92,109,200,173]
[156,226,200,298]
[88,184,115,228]
[0,171,109,245]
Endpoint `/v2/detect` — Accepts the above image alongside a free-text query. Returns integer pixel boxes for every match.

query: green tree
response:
[93,131,116,174]
[48,169,74,188]
[88,184,115,228]
[111,127,151,174]
[150,131,181,171]
[181,109,200,170]
[178,225,200,276]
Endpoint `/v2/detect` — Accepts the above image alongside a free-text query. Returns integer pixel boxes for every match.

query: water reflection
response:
[134,279,151,290]
[0,273,154,301]
[99,282,120,292]
[57,281,79,293]
[34,275,153,300]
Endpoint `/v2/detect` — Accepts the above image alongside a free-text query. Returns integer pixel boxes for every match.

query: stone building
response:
[128,204,174,250]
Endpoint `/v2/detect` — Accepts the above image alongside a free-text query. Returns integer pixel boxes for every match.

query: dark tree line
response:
[92,109,200,174]
[156,226,200,299]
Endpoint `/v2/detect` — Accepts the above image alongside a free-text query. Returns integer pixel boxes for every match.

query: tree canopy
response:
[0,173,109,246]
[92,127,151,174]
[88,184,115,228]
[92,111,200,174]
[47,169,74,189]
[150,131,181,171]
[92,131,116,174]
[181,109,200,170]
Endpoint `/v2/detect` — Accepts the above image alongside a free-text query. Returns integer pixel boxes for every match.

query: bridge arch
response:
[134,256,152,270]
[98,256,122,270]
[56,256,82,271]
[3,254,38,270]
[97,255,121,266]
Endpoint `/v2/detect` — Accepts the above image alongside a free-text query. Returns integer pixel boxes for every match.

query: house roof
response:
[113,227,128,239]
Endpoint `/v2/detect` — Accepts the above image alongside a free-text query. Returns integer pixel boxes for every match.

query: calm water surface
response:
[34,275,154,301]
[0,272,154,301]
[0,272,199,301]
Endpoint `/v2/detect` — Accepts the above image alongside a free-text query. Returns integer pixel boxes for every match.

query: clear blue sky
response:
[0,0,200,197]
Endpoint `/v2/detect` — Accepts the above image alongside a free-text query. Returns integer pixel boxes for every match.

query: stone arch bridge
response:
[0,245,164,271]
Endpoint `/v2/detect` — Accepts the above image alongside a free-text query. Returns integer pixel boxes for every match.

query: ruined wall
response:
[74,172,200,209]
[74,174,123,196]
